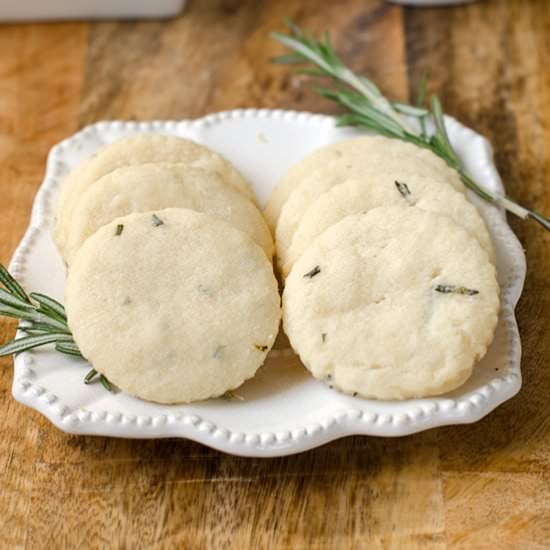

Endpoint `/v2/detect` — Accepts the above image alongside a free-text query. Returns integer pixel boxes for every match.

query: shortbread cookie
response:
[281,173,494,275]
[65,208,281,404]
[62,163,273,265]
[283,206,499,400]
[275,145,467,268]
[264,135,464,231]
[55,134,254,252]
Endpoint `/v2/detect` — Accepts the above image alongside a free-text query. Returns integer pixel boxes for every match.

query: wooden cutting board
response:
[1,0,549,547]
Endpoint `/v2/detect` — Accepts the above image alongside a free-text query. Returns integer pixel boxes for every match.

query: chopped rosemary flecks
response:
[221,390,244,401]
[271,20,550,232]
[304,265,321,278]
[434,284,479,296]
[0,263,112,392]
[254,343,269,352]
[213,345,225,359]
[151,214,164,227]
[115,224,124,236]
[395,180,412,201]
[321,333,327,343]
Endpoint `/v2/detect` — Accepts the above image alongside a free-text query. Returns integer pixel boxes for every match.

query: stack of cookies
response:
[56,133,500,404]
[55,135,281,404]
[267,136,499,400]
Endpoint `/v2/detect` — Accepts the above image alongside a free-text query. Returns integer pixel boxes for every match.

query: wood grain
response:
[0,22,89,548]
[1,0,550,547]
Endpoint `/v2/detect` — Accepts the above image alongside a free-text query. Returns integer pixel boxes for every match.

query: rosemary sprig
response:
[0,264,111,391]
[271,21,550,231]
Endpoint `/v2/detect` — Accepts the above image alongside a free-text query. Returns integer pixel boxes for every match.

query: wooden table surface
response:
[1,0,549,547]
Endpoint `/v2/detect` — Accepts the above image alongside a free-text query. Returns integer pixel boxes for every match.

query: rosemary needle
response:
[395,181,412,201]
[271,20,550,232]
[304,265,321,278]
[222,390,244,401]
[435,284,479,296]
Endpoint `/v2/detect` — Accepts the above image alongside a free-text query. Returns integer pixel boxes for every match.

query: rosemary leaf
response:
[335,112,407,139]
[0,333,73,357]
[304,265,321,278]
[23,322,71,334]
[55,341,83,357]
[284,17,305,39]
[417,69,429,107]
[271,53,305,64]
[30,292,68,322]
[295,67,328,78]
[430,97,453,150]
[0,288,36,311]
[83,369,113,392]
[315,87,408,138]
[434,284,479,296]
[0,304,42,323]
[213,344,225,360]
[417,69,429,139]
[222,390,244,401]
[0,305,70,333]
[100,375,112,392]
[392,102,428,118]
[271,31,334,76]
[20,328,71,338]
[528,210,550,231]
[151,214,164,227]
[0,264,30,303]
[19,327,49,336]
[84,368,98,383]
[31,313,70,333]
[395,180,412,200]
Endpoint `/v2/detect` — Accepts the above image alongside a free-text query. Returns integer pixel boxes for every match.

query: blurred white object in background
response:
[387,0,475,5]
[0,0,186,21]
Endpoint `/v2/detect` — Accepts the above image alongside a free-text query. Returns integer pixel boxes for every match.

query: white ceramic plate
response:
[10,109,526,457]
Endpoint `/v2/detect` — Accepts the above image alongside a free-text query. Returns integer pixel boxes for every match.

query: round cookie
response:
[62,163,273,265]
[280,173,494,276]
[55,134,254,252]
[65,208,281,404]
[283,206,499,400]
[264,135,464,231]
[275,141,467,268]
